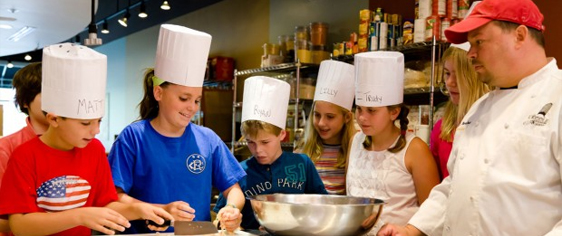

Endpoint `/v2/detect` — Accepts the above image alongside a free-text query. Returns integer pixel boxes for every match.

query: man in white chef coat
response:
[377,0,562,235]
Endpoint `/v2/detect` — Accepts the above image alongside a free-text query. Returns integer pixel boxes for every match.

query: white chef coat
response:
[409,58,562,236]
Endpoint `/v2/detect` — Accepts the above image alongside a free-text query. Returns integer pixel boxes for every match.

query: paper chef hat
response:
[241,76,291,129]
[314,60,355,111]
[354,51,404,107]
[42,43,107,119]
[154,24,212,87]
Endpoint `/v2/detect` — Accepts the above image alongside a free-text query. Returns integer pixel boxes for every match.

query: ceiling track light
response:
[7,26,36,42]
[118,9,130,27]
[6,61,14,68]
[139,1,148,18]
[161,1,171,10]
[24,54,32,61]
[101,20,109,34]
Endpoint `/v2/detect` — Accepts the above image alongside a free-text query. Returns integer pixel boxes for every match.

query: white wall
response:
[0,88,26,137]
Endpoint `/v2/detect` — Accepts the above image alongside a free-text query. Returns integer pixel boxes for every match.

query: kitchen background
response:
[0,0,561,152]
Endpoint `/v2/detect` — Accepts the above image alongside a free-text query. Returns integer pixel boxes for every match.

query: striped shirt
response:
[314,144,346,195]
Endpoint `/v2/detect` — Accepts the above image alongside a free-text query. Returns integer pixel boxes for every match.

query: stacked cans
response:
[363,8,403,51]
[415,0,470,43]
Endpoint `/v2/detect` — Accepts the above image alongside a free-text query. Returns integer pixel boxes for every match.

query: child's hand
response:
[163,201,195,221]
[217,204,242,233]
[130,202,174,231]
[76,207,130,235]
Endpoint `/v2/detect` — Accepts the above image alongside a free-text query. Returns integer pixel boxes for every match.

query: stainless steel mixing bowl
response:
[248,194,384,236]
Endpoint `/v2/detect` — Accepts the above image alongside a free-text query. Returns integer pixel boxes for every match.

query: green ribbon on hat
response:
[152,75,165,86]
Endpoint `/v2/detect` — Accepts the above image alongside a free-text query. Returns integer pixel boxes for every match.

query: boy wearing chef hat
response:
[296,60,356,195]
[214,76,327,230]
[107,24,246,233]
[0,43,173,236]
[346,51,440,233]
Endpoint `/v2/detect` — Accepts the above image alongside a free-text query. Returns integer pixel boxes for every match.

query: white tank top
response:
[347,131,419,230]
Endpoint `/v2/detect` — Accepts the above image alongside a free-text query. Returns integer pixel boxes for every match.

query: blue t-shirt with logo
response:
[108,119,245,233]
[214,152,327,230]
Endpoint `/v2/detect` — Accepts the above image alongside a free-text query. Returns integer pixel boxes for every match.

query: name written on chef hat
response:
[314,60,355,111]
[354,51,404,107]
[42,43,107,119]
[154,24,212,87]
[241,76,291,129]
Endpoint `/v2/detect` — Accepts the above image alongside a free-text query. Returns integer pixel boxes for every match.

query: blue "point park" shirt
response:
[214,151,327,229]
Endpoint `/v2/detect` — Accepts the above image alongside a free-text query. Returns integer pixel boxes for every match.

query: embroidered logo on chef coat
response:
[524,103,552,127]
[186,154,206,174]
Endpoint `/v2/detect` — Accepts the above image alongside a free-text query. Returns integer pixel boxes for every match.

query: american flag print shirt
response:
[36,175,91,212]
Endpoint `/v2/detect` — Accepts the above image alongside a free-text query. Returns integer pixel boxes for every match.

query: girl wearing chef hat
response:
[296,60,356,195]
[0,43,173,236]
[346,51,440,232]
[430,43,490,180]
[214,76,327,230]
[107,25,246,233]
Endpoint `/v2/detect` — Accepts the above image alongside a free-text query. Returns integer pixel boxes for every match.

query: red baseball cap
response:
[445,0,545,44]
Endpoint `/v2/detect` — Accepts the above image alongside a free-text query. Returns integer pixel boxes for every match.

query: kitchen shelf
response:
[331,41,446,62]
[235,62,318,76]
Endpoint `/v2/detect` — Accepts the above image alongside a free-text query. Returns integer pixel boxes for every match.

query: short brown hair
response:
[493,20,545,47]
[241,120,282,139]
[12,62,42,115]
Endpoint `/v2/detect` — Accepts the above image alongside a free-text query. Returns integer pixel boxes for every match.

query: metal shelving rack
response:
[230,61,315,152]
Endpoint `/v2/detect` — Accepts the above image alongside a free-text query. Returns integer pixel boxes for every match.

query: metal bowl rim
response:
[247,193,385,206]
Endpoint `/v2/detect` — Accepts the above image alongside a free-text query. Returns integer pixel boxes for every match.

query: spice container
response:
[310,22,328,46]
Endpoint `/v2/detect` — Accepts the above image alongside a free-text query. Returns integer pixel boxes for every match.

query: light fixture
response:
[118,9,130,27]
[138,1,148,18]
[101,20,109,34]
[6,61,14,68]
[7,26,36,42]
[24,54,32,61]
[0,24,12,29]
[161,1,170,10]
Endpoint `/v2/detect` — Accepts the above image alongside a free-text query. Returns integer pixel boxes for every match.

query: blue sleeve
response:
[210,132,246,192]
[301,154,328,194]
[107,127,136,193]
[213,193,227,213]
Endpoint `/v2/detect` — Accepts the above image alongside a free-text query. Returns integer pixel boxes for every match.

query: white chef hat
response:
[241,76,291,129]
[154,24,212,87]
[450,1,481,52]
[354,51,404,107]
[313,60,355,111]
[41,43,107,119]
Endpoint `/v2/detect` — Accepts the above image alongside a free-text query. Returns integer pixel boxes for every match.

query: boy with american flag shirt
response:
[0,43,173,236]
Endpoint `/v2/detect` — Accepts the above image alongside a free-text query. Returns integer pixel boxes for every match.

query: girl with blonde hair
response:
[297,60,357,195]
[430,44,490,179]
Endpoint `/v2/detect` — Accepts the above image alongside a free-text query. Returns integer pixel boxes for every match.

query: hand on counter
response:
[163,201,195,221]
[377,224,425,236]
[216,204,242,233]
[126,202,174,231]
[77,207,130,235]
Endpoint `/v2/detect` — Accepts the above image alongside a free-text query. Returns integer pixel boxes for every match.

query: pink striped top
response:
[314,144,346,195]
